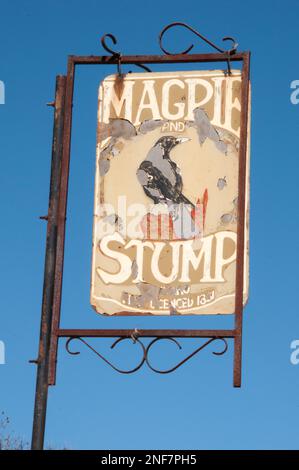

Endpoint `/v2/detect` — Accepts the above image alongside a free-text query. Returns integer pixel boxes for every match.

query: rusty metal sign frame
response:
[31,23,251,449]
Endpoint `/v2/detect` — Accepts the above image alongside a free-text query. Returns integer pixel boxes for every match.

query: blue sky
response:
[0,0,299,450]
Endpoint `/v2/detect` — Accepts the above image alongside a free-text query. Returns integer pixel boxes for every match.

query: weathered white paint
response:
[100,71,241,136]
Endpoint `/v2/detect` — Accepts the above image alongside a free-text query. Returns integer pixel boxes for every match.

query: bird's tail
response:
[174,193,195,209]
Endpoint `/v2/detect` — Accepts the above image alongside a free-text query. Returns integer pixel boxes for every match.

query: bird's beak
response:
[175,137,190,145]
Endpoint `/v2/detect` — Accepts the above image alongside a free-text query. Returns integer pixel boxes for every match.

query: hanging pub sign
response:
[31,26,251,450]
[91,69,250,315]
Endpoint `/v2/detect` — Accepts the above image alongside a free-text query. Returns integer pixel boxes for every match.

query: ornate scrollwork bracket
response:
[101,24,238,76]
[66,335,228,375]
[159,22,238,75]
[100,33,152,75]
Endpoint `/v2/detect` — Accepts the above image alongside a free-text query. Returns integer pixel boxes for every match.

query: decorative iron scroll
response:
[159,22,238,75]
[158,22,238,55]
[100,33,152,74]
[66,336,228,374]
[101,23,238,77]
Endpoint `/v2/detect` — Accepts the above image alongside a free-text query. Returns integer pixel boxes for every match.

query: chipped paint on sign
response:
[91,70,250,315]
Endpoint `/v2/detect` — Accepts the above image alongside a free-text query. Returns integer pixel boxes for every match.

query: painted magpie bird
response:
[137,135,194,207]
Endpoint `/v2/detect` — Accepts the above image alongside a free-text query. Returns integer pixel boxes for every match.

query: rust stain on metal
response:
[113,73,126,100]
